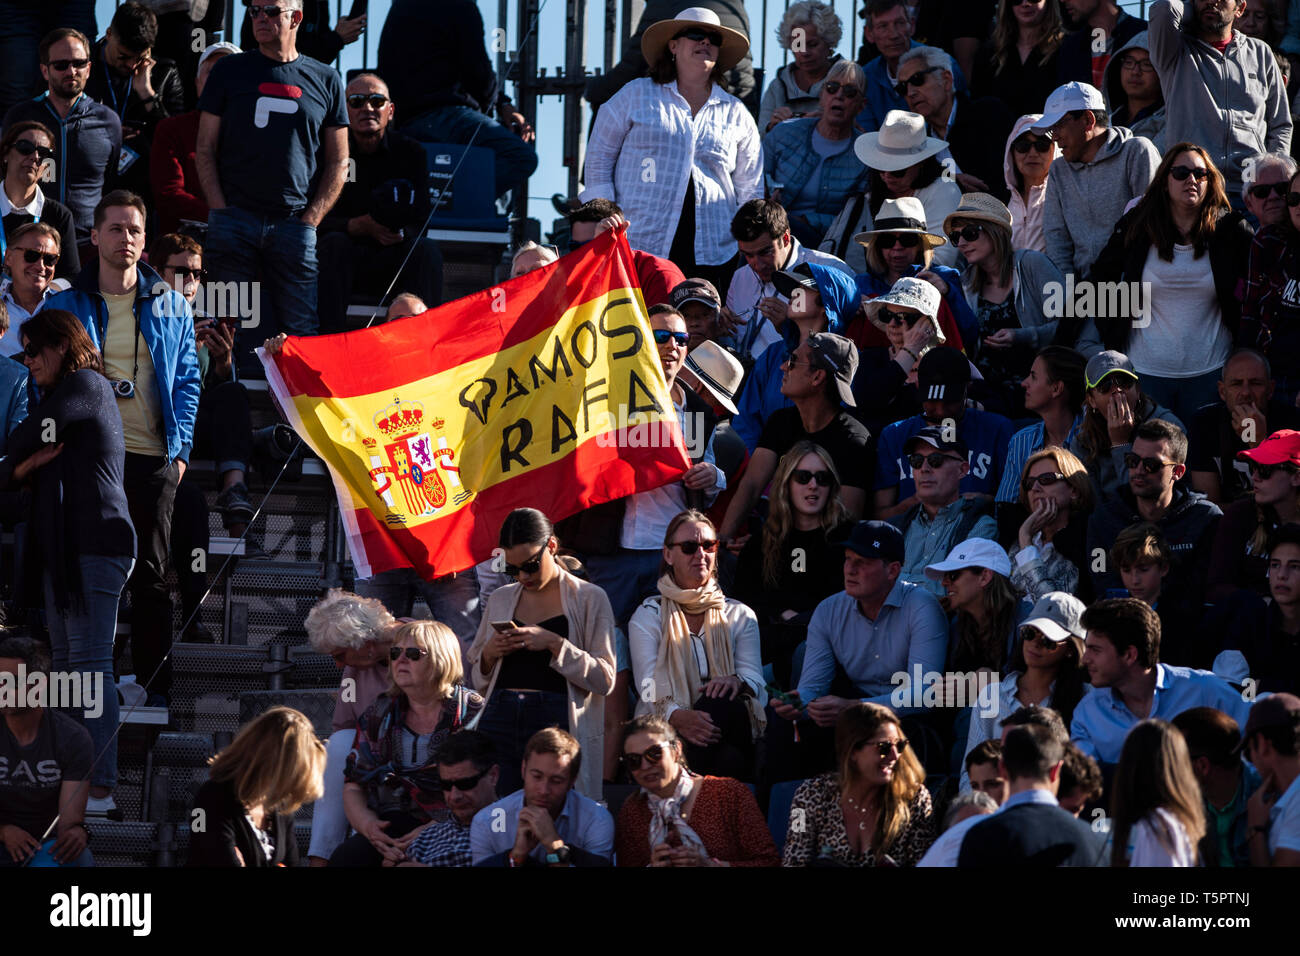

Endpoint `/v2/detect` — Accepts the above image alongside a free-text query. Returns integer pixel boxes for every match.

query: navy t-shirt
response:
[0,710,93,838]
[197,51,348,216]
[874,409,1014,499]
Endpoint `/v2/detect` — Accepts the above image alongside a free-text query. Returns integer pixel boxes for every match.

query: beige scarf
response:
[654,574,766,738]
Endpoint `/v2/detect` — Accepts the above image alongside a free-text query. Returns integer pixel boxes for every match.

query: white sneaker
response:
[85,795,116,816]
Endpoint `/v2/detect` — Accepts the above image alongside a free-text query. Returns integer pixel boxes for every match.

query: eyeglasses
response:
[1019,627,1064,650]
[893,67,942,97]
[941,569,972,584]
[947,224,985,245]
[347,93,389,110]
[907,452,961,470]
[17,249,58,267]
[1022,471,1067,491]
[674,28,722,46]
[860,738,909,758]
[823,81,862,98]
[652,329,690,347]
[880,306,920,326]
[875,232,921,250]
[1123,453,1179,475]
[1091,375,1133,394]
[1170,165,1210,182]
[1250,462,1297,480]
[670,538,718,555]
[503,545,546,577]
[166,266,205,281]
[1118,55,1156,74]
[46,58,91,71]
[791,468,833,486]
[1249,182,1289,200]
[248,4,288,19]
[11,139,55,161]
[389,646,430,661]
[438,769,490,792]
[623,743,667,771]
[1012,136,1053,155]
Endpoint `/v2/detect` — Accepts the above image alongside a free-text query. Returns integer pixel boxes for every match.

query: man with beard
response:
[1057,0,1147,88]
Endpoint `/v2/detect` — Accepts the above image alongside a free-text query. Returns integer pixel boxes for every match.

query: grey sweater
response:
[960,248,1066,348]
[1148,0,1292,197]
[1042,126,1161,276]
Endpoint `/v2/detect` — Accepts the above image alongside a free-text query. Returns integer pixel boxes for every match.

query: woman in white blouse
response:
[581,7,762,291]
[629,509,765,780]
[1109,719,1205,867]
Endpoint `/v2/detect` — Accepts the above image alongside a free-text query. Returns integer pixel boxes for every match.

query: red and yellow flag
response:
[261,228,690,579]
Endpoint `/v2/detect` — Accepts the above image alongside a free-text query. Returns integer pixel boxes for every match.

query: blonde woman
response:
[1110,719,1205,866]
[629,509,766,780]
[1007,446,1095,601]
[333,620,484,867]
[783,702,935,866]
[188,707,327,866]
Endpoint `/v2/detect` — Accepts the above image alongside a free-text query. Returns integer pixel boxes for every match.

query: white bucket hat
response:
[854,110,949,172]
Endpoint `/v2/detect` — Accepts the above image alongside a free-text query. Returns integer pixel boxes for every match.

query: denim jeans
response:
[477,689,569,796]
[45,553,134,792]
[354,566,482,658]
[401,105,539,200]
[204,205,320,341]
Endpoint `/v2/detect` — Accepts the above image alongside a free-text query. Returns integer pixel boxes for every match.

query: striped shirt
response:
[995,415,1085,503]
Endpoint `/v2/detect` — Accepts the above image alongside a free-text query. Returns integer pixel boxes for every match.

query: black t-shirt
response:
[0,710,93,837]
[496,614,570,694]
[756,408,874,491]
[1188,400,1300,504]
[197,51,348,216]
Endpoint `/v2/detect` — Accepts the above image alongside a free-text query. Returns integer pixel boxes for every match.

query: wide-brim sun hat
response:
[942,192,1013,236]
[641,7,750,73]
[854,109,948,172]
[853,196,947,250]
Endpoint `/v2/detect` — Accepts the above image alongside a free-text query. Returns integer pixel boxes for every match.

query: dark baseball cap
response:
[838,520,904,563]
[806,331,859,408]
[668,277,721,313]
[771,262,818,299]
[903,424,969,459]
[1235,692,1300,753]
[917,347,970,401]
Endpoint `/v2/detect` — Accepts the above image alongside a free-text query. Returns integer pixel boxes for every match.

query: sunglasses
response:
[22,342,40,358]
[823,81,862,98]
[1170,165,1210,182]
[670,539,718,555]
[438,769,490,792]
[1020,627,1064,650]
[881,306,920,326]
[623,743,668,771]
[1249,182,1289,200]
[1091,375,1133,394]
[860,738,909,758]
[1022,471,1067,491]
[17,249,58,267]
[248,4,289,18]
[46,58,90,71]
[11,139,55,161]
[908,452,961,470]
[347,93,389,110]
[791,468,833,486]
[1012,136,1053,155]
[653,329,689,347]
[675,28,722,46]
[1250,462,1297,480]
[947,224,985,245]
[893,66,941,97]
[875,232,921,250]
[503,545,546,577]
[167,266,205,281]
[1124,453,1178,475]
[389,646,430,661]
[941,569,973,584]
[1288,191,1300,208]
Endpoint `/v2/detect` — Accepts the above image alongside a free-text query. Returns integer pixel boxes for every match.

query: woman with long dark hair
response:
[925,539,1029,676]
[2,308,135,815]
[1110,720,1205,866]
[467,507,616,801]
[972,0,1067,120]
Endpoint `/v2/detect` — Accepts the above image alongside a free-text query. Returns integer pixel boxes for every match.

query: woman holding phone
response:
[467,508,617,801]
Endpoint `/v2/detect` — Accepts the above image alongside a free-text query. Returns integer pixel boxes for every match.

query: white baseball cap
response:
[924,538,1011,581]
[1031,82,1106,132]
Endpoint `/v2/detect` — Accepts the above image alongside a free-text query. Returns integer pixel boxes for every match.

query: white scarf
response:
[646,770,707,856]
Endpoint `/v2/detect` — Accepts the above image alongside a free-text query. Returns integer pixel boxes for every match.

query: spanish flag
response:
[260,227,691,579]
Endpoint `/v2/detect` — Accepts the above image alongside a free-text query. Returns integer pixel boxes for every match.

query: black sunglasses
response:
[1091,375,1133,394]
[1022,471,1066,491]
[1170,165,1210,182]
[248,4,288,18]
[1123,453,1177,475]
[503,545,546,577]
[17,249,58,267]
[389,646,430,661]
[893,66,941,97]
[438,769,490,792]
[881,306,920,327]
[875,232,921,250]
[670,539,718,555]
[653,328,690,347]
[1020,627,1064,650]
[941,569,972,584]
[347,93,389,110]
[791,468,833,486]
[674,28,723,46]
[167,266,205,281]
[1249,181,1289,200]
[947,224,984,245]
[859,738,909,758]
[908,452,961,470]
[46,58,91,71]
[1251,461,1297,480]
[11,139,55,161]
[623,743,667,771]
[22,342,39,359]
[1287,191,1300,208]
[823,80,861,98]
[1012,136,1053,155]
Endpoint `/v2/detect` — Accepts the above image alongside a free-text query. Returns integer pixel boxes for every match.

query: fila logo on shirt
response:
[254,82,302,128]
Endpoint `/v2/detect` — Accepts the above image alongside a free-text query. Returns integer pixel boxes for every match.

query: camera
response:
[112,379,135,399]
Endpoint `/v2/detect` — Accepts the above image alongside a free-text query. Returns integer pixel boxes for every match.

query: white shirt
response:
[581,78,763,266]
[723,237,851,358]
[1129,808,1198,866]
[0,185,45,218]
[0,276,49,356]
[1129,243,1231,378]
[916,812,989,866]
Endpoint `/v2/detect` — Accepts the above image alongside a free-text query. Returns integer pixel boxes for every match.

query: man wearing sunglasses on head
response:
[3,28,121,263]
[1087,417,1221,600]
[399,730,498,867]
[316,71,443,335]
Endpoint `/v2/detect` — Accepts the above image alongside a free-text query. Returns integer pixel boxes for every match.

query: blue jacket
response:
[733,264,862,450]
[764,118,870,230]
[0,356,28,455]
[47,259,200,463]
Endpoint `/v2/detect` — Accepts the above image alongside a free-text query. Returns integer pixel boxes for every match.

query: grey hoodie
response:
[960,248,1066,347]
[1148,0,1292,197]
[1102,31,1167,153]
[1042,125,1161,276]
